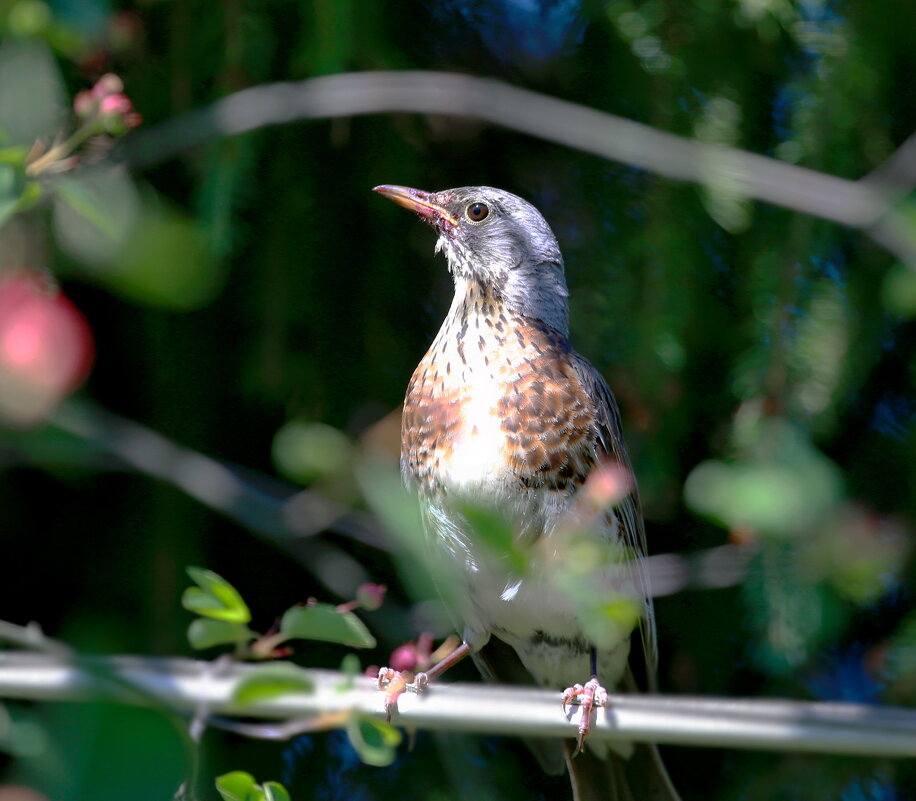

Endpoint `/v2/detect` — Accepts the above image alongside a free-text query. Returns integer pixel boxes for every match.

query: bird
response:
[374,184,680,801]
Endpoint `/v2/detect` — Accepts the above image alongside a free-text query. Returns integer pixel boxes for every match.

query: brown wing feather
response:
[571,353,658,672]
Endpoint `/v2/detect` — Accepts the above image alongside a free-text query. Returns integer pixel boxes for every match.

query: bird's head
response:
[374,185,570,335]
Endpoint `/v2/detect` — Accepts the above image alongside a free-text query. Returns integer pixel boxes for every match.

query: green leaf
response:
[16,180,43,213]
[345,712,401,767]
[231,663,315,707]
[280,603,376,648]
[458,502,529,575]
[0,162,25,228]
[215,771,258,801]
[882,262,916,317]
[262,782,291,801]
[272,420,352,484]
[182,567,251,623]
[187,618,255,650]
[0,42,66,147]
[112,207,224,310]
[0,146,28,165]
[339,652,361,680]
[52,166,140,257]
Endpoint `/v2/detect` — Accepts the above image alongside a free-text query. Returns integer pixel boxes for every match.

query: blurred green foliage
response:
[1,0,915,799]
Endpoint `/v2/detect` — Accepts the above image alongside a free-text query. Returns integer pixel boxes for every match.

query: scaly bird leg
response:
[377,640,473,721]
[561,649,608,755]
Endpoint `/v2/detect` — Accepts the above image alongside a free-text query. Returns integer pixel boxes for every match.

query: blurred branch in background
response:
[25,398,756,599]
[0,651,913,758]
[121,71,916,265]
[46,398,382,598]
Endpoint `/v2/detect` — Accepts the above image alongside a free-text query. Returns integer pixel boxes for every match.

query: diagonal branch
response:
[119,71,916,264]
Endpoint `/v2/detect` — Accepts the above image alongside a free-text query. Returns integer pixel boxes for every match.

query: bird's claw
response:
[561,677,608,755]
[376,667,430,721]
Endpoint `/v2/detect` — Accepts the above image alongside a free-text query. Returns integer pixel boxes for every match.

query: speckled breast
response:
[401,290,600,501]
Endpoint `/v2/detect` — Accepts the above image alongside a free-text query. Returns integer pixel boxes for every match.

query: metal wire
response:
[0,652,912,757]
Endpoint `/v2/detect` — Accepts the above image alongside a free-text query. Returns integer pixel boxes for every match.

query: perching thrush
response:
[374,184,680,801]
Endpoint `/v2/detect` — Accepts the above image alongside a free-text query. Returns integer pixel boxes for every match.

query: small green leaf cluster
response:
[181,566,377,657]
[215,771,290,801]
[181,568,402,772]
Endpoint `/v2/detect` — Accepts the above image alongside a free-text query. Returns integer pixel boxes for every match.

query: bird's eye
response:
[466,202,489,222]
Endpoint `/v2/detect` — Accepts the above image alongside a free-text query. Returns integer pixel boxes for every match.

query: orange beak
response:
[373,185,459,228]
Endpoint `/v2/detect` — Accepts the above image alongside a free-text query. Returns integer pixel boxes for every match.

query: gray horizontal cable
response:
[0,652,912,758]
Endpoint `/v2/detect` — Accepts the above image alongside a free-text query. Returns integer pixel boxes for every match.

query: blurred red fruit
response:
[0,272,94,424]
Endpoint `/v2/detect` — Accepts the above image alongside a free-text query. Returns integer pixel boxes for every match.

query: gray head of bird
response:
[374,184,570,336]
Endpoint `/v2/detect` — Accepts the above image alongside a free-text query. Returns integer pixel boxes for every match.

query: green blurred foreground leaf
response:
[684,417,842,538]
[216,771,291,801]
[272,420,353,484]
[281,603,376,648]
[230,663,315,706]
[182,567,251,623]
[346,713,402,767]
[187,618,256,650]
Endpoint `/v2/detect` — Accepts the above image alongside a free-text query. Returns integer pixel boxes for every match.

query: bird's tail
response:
[565,740,682,801]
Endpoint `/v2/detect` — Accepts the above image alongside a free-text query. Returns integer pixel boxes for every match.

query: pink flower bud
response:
[91,73,123,100]
[389,644,419,672]
[356,583,387,611]
[73,90,95,118]
[99,93,132,116]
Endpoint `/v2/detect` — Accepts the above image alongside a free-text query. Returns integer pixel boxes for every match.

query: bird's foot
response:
[376,667,429,721]
[561,676,608,755]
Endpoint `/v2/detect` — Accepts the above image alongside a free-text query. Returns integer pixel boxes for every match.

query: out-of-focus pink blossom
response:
[99,94,132,115]
[582,461,634,508]
[91,73,124,99]
[72,74,141,132]
[389,643,419,672]
[356,583,387,611]
[0,271,94,425]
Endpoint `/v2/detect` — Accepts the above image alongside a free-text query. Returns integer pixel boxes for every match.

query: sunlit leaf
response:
[187,618,256,650]
[231,663,315,706]
[215,771,258,801]
[280,603,376,648]
[345,712,401,767]
[458,501,529,575]
[684,418,842,538]
[182,567,251,623]
[113,207,224,310]
[338,652,361,688]
[579,597,643,652]
[0,146,28,165]
[262,782,291,801]
[882,262,916,317]
[272,420,352,484]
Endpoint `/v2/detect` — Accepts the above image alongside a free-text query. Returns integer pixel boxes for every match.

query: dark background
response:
[1,1,915,799]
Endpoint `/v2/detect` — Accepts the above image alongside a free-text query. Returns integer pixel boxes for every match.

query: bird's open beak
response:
[373,185,459,228]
